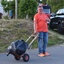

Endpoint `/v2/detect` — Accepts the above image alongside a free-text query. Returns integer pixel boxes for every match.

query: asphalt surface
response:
[0,44,64,64]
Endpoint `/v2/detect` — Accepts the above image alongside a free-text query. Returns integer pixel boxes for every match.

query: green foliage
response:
[1,0,15,16]
[1,0,8,12]
[1,0,64,19]
[47,0,64,12]
[18,0,38,19]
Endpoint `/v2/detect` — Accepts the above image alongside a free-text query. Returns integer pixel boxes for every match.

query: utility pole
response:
[15,0,17,19]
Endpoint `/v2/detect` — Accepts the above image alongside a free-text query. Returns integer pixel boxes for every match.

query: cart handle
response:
[26,33,38,42]
[25,33,38,49]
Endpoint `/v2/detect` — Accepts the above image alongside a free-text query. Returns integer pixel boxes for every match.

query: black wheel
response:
[61,22,64,30]
[49,17,61,30]
[15,56,21,60]
[22,54,29,62]
[58,24,64,34]
[49,19,55,30]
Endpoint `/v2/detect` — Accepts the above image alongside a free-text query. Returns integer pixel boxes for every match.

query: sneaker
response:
[44,52,50,56]
[38,53,45,57]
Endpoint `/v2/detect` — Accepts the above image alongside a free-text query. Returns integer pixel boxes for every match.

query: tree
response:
[1,0,8,12]
[48,0,64,12]
[18,0,38,19]
[1,0,15,17]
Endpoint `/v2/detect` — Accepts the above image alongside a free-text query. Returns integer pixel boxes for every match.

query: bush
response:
[18,0,38,19]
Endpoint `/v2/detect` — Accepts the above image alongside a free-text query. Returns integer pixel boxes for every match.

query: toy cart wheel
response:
[15,56,21,60]
[22,54,29,62]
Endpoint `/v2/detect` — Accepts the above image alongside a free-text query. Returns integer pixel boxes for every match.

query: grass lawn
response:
[0,19,64,53]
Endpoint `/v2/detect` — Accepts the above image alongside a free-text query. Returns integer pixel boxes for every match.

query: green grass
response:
[0,19,64,53]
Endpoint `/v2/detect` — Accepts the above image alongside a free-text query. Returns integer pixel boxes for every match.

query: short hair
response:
[38,4,42,7]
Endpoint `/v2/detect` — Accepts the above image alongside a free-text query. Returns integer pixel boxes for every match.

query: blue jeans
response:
[38,32,48,54]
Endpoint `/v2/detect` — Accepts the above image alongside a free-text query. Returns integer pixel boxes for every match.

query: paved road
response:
[0,44,64,64]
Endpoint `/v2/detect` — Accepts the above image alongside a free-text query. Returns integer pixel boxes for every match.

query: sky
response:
[7,0,13,1]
